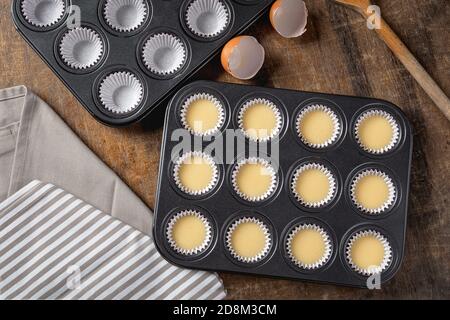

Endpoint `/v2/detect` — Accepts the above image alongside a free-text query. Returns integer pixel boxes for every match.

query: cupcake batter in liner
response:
[21,0,66,28]
[185,0,230,38]
[166,210,212,256]
[226,217,272,264]
[296,104,341,149]
[231,158,277,203]
[103,0,148,33]
[173,151,219,196]
[355,109,400,154]
[346,229,392,276]
[59,27,104,70]
[286,223,332,270]
[237,98,282,142]
[291,163,337,208]
[99,71,144,114]
[350,169,396,215]
[180,93,225,136]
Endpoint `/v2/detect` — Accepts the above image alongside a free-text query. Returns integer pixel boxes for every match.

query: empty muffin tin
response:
[153,80,413,287]
[11,0,274,126]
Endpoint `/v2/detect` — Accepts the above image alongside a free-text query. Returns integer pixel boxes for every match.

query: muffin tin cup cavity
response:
[345,229,393,276]
[21,0,66,29]
[98,70,144,115]
[350,168,397,215]
[58,27,105,71]
[173,151,219,197]
[354,109,400,155]
[237,98,283,142]
[290,162,337,209]
[296,103,342,149]
[225,216,272,264]
[103,0,148,33]
[184,0,231,40]
[231,158,278,203]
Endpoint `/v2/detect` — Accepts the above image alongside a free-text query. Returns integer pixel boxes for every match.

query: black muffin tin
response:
[153,80,413,287]
[11,0,274,126]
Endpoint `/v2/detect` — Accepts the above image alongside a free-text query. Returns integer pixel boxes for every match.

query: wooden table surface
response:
[1,0,449,299]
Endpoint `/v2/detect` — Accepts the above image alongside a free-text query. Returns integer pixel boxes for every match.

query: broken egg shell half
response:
[270,0,308,38]
[220,36,265,80]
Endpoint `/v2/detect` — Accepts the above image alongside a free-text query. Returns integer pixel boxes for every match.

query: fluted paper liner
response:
[291,163,336,208]
[173,151,218,196]
[355,109,400,154]
[99,71,143,114]
[21,0,65,27]
[104,0,147,33]
[226,217,271,263]
[142,33,187,76]
[286,223,332,270]
[346,230,392,276]
[185,0,229,38]
[237,98,282,142]
[166,210,212,256]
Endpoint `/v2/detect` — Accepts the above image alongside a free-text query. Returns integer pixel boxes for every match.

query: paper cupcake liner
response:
[103,0,147,32]
[99,71,143,114]
[142,33,187,76]
[173,151,219,196]
[286,224,332,270]
[185,0,230,38]
[59,27,104,70]
[226,217,271,263]
[346,229,392,276]
[291,163,336,208]
[237,98,283,142]
[180,93,225,136]
[166,210,212,256]
[355,109,400,154]
[21,0,66,27]
[231,158,277,202]
[350,169,396,215]
[296,104,341,149]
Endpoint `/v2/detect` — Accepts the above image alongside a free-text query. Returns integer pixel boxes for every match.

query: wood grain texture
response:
[0,0,449,299]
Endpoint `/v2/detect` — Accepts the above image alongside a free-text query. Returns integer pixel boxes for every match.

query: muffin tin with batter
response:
[155,80,413,287]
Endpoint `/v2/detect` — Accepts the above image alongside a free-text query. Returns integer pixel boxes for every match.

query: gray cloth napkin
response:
[0,86,226,300]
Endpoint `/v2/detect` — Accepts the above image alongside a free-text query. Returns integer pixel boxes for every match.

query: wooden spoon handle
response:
[374,17,450,120]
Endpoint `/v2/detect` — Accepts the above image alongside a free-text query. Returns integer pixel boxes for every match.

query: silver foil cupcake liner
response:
[173,151,219,196]
[185,0,230,38]
[237,98,283,142]
[21,0,66,28]
[231,158,277,202]
[180,93,225,136]
[291,163,336,208]
[166,210,212,256]
[350,169,396,215]
[346,229,392,276]
[355,109,400,154]
[296,104,341,149]
[103,0,147,33]
[286,223,332,270]
[226,217,271,263]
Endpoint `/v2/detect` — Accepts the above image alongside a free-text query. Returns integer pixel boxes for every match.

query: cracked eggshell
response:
[220,36,265,80]
[270,0,308,38]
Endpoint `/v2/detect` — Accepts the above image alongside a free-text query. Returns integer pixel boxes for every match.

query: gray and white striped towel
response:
[0,180,226,300]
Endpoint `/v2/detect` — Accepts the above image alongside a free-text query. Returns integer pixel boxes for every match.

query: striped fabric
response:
[0,181,226,300]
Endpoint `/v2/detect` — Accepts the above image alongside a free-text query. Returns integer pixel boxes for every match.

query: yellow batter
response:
[290,228,326,266]
[185,99,220,134]
[354,174,389,210]
[299,109,335,146]
[294,167,330,204]
[230,221,266,259]
[172,214,207,251]
[350,234,385,270]
[178,155,214,193]
[358,114,393,151]
[235,163,273,199]
[242,103,278,140]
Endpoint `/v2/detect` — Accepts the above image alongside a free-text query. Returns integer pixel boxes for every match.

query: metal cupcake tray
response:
[153,80,413,287]
[11,0,274,126]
